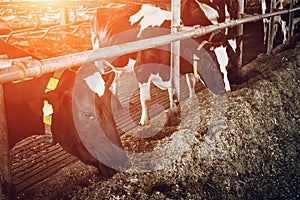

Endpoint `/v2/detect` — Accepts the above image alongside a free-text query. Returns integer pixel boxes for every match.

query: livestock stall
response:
[1,0,300,199]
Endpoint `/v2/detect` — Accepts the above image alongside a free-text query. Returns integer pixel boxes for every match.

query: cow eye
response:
[81,112,95,120]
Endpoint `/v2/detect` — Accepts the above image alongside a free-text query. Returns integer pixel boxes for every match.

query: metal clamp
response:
[4,57,43,83]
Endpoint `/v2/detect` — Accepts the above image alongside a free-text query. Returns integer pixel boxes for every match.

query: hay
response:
[17,37,300,200]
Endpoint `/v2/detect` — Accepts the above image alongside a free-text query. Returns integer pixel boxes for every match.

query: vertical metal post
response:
[0,84,12,199]
[171,0,180,102]
[59,7,68,25]
[288,0,295,40]
[267,0,275,54]
[238,0,244,67]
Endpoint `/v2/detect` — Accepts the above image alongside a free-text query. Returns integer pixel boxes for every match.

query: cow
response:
[181,0,239,90]
[262,0,300,45]
[261,0,285,44]
[90,1,238,125]
[90,4,141,95]
[194,0,238,23]
[1,40,129,178]
[280,0,300,43]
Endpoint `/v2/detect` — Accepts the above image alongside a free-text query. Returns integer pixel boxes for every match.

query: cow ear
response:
[28,90,62,117]
[27,90,63,117]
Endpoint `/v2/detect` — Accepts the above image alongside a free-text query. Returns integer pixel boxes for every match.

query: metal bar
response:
[59,8,68,25]
[70,22,90,35]
[5,12,40,42]
[171,0,181,101]
[0,22,90,40]
[267,0,276,54]
[36,23,75,39]
[288,0,295,39]
[4,9,81,41]
[0,84,12,199]
[238,0,245,67]
[0,0,169,8]
[0,6,299,84]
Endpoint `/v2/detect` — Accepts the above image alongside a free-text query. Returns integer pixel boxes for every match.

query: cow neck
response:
[43,69,65,144]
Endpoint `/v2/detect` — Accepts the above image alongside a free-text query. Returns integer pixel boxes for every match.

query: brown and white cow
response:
[1,40,128,178]
[90,1,238,125]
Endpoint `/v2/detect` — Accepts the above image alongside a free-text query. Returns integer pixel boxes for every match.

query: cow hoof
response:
[170,102,180,115]
[195,77,202,83]
[165,110,181,127]
[189,93,198,99]
[139,120,150,126]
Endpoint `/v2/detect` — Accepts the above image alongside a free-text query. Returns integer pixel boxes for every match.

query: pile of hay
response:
[18,38,299,200]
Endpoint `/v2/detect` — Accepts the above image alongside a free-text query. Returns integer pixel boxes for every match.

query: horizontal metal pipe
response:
[0,22,90,40]
[0,6,299,84]
[0,0,164,8]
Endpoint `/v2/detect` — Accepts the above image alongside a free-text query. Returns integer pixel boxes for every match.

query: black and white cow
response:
[280,0,300,43]
[91,1,238,125]
[1,40,128,178]
[262,0,300,44]
[192,0,238,23]
[181,0,238,90]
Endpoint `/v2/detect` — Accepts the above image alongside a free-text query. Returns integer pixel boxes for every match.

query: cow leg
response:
[110,72,120,95]
[111,80,117,96]
[167,87,180,115]
[280,19,288,43]
[185,73,197,98]
[91,32,100,50]
[214,45,231,91]
[168,88,174,110]
[263,19,269,45]
[261,0,269,44]
[221,65,231,92]
[292,17,300,37]
[139,82,151,125]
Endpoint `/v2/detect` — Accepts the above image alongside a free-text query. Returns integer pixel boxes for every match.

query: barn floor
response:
[10,31,300,199]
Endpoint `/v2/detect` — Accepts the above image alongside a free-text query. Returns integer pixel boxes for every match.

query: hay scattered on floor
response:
[17,38,300,200]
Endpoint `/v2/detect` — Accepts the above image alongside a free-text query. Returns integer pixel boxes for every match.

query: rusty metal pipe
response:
[5,12,40,42]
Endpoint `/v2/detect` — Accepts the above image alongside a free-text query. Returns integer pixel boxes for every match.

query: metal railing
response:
[0,6,299,83]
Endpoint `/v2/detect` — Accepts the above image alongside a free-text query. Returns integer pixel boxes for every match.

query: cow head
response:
[43,63,129,177]
[193,39,226,95]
